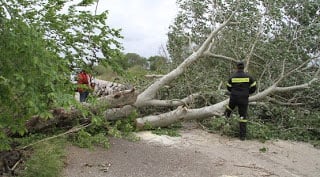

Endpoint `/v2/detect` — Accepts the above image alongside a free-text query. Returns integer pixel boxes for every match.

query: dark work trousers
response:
[224,95,249,118]
[224,95,249,140]
[79,91,89,102]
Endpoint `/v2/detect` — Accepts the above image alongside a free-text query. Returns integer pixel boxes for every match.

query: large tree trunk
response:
[134,79,318,128]
[135,100,228,129]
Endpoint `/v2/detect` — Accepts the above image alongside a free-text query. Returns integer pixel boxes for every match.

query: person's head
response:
[236,61,245,70]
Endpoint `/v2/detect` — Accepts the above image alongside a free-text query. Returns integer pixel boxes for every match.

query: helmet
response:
[236,61,244,69]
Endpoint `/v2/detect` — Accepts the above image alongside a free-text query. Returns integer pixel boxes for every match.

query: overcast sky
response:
[95,0,178,58]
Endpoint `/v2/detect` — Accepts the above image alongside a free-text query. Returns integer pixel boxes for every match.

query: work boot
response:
[239,119,247,141]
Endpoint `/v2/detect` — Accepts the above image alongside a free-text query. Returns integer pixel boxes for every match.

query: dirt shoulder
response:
[62,125,320,177]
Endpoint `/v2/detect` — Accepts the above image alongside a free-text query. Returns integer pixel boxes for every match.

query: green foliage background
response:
[0,19,73,146]
[0,0,122,150]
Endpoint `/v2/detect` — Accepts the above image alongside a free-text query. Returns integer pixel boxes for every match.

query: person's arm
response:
[249,76,257,94]
[226,78,232,92]
[89,75,95,89]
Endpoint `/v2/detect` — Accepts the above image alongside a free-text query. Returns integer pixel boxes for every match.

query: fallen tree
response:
[16,1,320,133]
[99,2,319,128]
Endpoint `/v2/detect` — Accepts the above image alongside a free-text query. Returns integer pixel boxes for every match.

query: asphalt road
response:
[63,128,320,177]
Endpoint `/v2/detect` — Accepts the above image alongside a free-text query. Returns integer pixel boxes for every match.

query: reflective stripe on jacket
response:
[227,70,256,97]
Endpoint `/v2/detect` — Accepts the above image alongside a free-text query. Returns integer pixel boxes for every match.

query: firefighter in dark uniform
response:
[224,61,257,140]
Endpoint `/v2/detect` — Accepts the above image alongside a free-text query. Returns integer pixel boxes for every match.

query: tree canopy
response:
[167,0,319,107]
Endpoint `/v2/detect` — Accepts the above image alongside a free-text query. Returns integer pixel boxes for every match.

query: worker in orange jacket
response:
[77,69,95,102]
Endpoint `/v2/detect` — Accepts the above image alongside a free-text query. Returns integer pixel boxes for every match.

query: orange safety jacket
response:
[77,72,94,92]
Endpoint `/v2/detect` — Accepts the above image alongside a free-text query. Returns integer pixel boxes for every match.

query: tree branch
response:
[144,74,165,79]
[105,105,136,121]
[140,93,201,107]
[135,100,228,129]
[274,78,318,92]
[204,53,238,63]
[275,58,312,85]
[244,24,262,72]
[135,11,236,107]
[267,97,304,106]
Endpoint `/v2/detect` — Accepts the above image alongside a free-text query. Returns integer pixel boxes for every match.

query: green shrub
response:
[107,111,140,141]
[206,108,320,146]
[68,130,110,149]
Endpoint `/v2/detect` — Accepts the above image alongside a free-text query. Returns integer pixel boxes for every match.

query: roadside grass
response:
[152,127,181,137]
[15,111,138,177]
[151,123,182,137]
[18,138,66,177]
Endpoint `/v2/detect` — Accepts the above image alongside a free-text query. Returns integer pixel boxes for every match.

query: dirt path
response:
[62,124,320,177]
